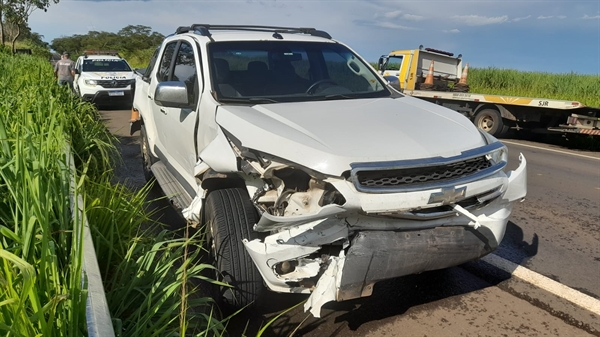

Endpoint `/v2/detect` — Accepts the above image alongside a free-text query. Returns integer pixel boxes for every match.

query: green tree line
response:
[50,25,164,67]
[1,15,163,68]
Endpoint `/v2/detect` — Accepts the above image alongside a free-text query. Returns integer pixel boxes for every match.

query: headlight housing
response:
[479,129,507,165]
[486,145,508,165]
[84,79,97,86]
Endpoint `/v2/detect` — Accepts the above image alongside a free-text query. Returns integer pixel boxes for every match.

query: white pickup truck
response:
[129,24,527,317]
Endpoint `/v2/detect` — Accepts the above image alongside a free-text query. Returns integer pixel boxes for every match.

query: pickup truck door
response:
[73,58,81,93]
[150,39,202,191]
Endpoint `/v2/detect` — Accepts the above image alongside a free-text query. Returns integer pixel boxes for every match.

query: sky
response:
[28,0,600,74]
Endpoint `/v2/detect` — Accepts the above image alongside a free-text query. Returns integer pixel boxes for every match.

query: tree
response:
[50,34,83,55]
[117,25,163,54]
[4,0,59,53]
[0,0,6,45]
[3,19,43,43]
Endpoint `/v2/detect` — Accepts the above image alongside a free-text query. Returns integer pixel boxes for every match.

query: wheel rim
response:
[478,115,494,131]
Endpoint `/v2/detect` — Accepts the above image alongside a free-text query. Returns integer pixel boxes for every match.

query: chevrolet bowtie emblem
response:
[428,186,467,205]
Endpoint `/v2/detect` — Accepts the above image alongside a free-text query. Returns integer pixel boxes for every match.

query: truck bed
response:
[405,89,587,111]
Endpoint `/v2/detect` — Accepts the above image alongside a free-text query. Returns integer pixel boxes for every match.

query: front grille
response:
[356,156,492,188]
[98,80,132,88]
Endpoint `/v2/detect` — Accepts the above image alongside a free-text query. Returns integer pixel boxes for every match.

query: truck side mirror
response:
[377,56,388,74]
[154,81,190,109]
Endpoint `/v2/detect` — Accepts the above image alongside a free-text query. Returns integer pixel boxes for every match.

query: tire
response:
[204,188,265,313]
[474,108,509,138]
[140,125,157,182]
[452,83,470,93]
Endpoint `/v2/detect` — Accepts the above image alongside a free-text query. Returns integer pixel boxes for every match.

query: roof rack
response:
[82,50,121,58]
[423,47,454,57]
[175,24,332,39]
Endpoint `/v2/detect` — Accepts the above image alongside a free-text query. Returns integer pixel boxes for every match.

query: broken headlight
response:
[486,145,507,165]
[237,150,346,216]
[479,130,507,165]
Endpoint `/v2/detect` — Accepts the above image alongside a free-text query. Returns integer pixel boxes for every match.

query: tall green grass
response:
[83,177,227,336]
[0,53,227,336]
[468,67,600,107]
[0,53,91,336]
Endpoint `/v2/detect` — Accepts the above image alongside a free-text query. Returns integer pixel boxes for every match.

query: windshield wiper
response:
[220,97,279,104]
[322,94,354,100]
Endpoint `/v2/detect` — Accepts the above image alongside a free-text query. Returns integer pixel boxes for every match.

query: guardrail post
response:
[66,145,116,337]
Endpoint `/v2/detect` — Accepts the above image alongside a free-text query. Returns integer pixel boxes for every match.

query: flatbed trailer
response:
[378,47,600,137]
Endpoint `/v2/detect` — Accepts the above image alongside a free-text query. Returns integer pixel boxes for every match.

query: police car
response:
[74,50,136,106]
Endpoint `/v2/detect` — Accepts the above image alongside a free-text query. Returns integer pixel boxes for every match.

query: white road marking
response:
[482,254,600,316]
[502,140,600,160]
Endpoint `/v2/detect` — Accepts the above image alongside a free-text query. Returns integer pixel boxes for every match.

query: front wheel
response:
[474,108,509,138]
[204,188,265,313]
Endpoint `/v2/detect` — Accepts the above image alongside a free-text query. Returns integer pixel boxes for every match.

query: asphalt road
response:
[100,108,600,337]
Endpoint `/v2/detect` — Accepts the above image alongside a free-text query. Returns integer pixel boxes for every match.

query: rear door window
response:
[157,42,177,82]
[144,48,160,81]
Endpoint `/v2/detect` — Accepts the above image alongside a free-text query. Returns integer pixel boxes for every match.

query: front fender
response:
[503,153,527,202]
[199,127,238,173]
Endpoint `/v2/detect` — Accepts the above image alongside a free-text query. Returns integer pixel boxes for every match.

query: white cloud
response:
[402,14,424,21]
[382,10,403,19]
[512,15,531,22]
[453,15,508,26]
[582,14,600,19]
[525,14,567,20]
[443,29,460,34]
[374,22,418,30]
[374,10,423,21]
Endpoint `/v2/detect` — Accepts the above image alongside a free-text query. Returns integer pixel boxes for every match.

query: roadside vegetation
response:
[0,48,88,337]
[468,67,600,107]
[0,50,229,336]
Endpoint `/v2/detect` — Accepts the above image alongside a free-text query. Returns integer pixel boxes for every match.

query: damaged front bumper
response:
[242,154,527,317]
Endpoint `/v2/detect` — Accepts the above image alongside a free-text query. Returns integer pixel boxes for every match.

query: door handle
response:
[160,108,167,114]
[147,95,153,99]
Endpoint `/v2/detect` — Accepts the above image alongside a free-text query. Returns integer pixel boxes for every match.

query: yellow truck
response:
[378,46,600,137]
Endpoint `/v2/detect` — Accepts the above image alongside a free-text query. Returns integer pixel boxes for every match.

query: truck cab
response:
[379,46,463,91]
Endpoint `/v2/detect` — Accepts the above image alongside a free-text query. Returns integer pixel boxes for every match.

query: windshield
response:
[208,41,390,103]
[82,59,131,72]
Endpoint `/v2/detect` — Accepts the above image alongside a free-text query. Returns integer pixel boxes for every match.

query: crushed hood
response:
[215,96,486,176]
